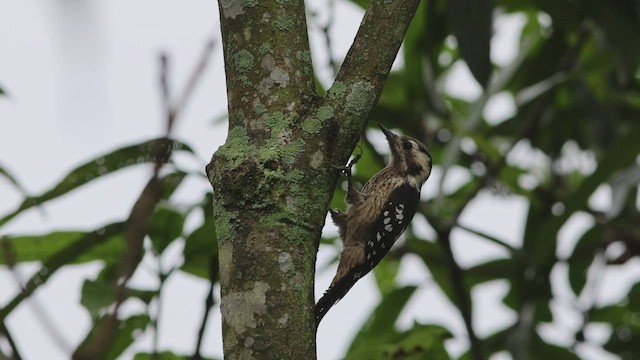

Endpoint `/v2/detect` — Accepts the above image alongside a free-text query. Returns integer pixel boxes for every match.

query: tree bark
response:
[207,0,421,358]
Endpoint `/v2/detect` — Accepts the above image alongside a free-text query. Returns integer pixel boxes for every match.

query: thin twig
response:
[321,0,338,76]
[456,224,518,253]
[437,229,483,360]
[1,238,72,354]
[192,258,218,360]
[0,320,22,360]
[173,38,216,125]
[73,36,216,360]
[151,257,168,360]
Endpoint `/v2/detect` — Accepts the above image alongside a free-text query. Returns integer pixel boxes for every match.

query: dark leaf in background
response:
[583,0,640,81]
[567,226,602,296]
[134,352,218,360]
[75,314,150,360]
[407,236,456,303]
[346,286,418,357]
[529,331,581,359]
[149,204,185,254]
[80,265,157,320]
[347,322,452,360]
[373,257,401,296]
[523,125,640,267]
[591,284,640,358]
[447,0,493,87]
[465,258,514,287]
[182,193,218,279]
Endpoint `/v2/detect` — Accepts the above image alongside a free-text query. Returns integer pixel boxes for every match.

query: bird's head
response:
[378,124,432,189]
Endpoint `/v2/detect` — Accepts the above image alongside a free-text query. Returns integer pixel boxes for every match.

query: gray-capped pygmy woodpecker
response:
[315,124,433,327]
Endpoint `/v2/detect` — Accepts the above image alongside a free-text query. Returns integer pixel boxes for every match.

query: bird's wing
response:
[315,183,420,326]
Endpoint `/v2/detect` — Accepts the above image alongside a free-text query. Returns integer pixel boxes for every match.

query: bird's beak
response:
[378,123,399,142]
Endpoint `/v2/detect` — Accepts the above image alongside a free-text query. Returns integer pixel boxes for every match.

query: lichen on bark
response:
[208,0,421,358]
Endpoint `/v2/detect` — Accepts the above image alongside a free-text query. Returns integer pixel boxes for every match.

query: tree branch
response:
[210,1,422,358]
[324,0,422,163]
[436,229,483,360]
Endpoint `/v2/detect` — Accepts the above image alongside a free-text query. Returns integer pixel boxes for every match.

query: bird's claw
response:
[331,147,362,176]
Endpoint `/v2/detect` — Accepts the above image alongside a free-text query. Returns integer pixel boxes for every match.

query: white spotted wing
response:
[361,183,420,272]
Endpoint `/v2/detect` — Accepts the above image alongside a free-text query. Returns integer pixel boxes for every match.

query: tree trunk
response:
[206,0,421,358]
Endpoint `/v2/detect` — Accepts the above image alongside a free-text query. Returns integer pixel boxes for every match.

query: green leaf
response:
[81,277,116,319]
[347,0,369,10]
[407,237,455,303]
[0,173,187,266]
[182,220,218,279]
[373,257,401,296]
[583,0,640,80]
[149,205,185,254]
[529,331,580,359]
[0,231,125,265]
[0,138,193,228]
[80,266,157,320]
[181,193,218,279]
[466,258,515,287]
[134,352,215,360]
[347,323,452,360]
[0,222,126,321]
[79,314,150,360]
[567,226,602,296]
[526,125,640,265]
[347,286,417,356]
[447,0,493,86]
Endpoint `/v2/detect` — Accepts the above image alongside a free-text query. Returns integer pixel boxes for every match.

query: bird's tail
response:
[315,273,359,328]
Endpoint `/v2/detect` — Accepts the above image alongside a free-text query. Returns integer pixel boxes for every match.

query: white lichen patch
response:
[278,252,293,272]
[289,272,305,290]
[221,282,270,334]
[220,0,244,19]
[310,150,324,169]
[278,128,293,144]
[219,242,234,287]
[270,67,289,87]
[286,196,296,211]
[278,314,289,327]
[261,54,275,70]
[244,337,255,347]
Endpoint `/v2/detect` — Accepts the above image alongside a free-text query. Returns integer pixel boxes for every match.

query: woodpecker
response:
[315,124,433,327]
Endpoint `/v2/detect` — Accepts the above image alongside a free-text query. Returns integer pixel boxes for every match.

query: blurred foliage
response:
[0,138,218,359]
[1,0,640,359]
[329,0,640,359]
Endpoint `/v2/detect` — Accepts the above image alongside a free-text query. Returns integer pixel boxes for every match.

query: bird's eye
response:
[402,141,413,150]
